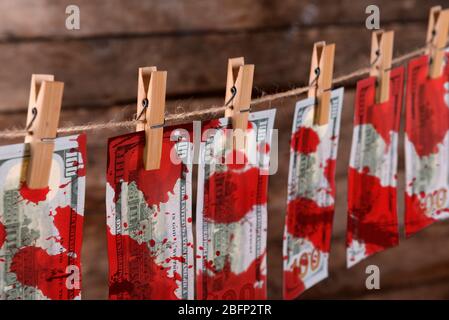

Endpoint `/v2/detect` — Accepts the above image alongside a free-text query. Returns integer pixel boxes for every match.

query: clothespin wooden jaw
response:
[370,30,394,104]
[308,41,335,125]
[136,66,157,132]
[136,67,167,170]
[426,6,449,78]
[25,74,64,189]
[224,57,254,151]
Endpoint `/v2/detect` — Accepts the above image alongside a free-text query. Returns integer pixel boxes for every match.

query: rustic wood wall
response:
[1,0,449,300]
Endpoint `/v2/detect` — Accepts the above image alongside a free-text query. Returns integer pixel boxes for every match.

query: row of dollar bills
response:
[1,53,449,300]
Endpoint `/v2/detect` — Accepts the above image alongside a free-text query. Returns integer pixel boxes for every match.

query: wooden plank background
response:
[1,0,449,300]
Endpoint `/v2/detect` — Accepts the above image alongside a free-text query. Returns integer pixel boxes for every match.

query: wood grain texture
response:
[0,23,429,111]
[0,0,441,40]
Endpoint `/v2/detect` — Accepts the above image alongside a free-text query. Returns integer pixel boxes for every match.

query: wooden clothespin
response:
[308,41,335,125]
[370,30,394,104]
[426,6,449,78]
[136,66,157,132]
[136,66,167,170]
[25,74,64,189]
[224,57,254,151]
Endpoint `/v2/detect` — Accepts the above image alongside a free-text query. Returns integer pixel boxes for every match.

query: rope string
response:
[0,45,433,139]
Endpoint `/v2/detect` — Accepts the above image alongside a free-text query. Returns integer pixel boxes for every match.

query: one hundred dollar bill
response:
[283,88,343,299]
[106,125,194,300]
[405,53,449,237]
[196,109,275,300]
[0,134,86,300]
[346,67,404,267]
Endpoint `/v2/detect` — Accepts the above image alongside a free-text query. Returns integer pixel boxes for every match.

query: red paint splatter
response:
[52,206,84,252]
[10,246,80,300]
[134,151,182,208]
[197,254,266,300]
[347,167,399,258]
[404,54,449,236]
[323,158,337,197]
[225,150,248,170]
[286,197,334,252]
[76,134,87,176]
[107,233,181,300]
[283,266,305,300]
[354,67,404,146]
[0,222,5,248]
[59,181,71,189]
[19,182,49,204]
[404,192,436,237]
[201,119,222,134]
[406,54,449,157]
[291,127,320,154]
[171,256,186,263]
[202,119,254,139]
[204,167,268,223]
[258,142,270,154]
[106,131,186,208]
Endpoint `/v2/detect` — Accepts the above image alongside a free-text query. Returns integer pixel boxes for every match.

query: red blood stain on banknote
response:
[291,127,320,154]
[0,222,5,248]
[347,167,399,264]
[19,182,50,204]
[406,55,449,157]
[197,112,274,301]
[106,127,194,300]
[323,158,337,196]
[283,89,343,300]
[106,133,183,207]
[0,134,86,300]
[405,54,449,236]
[204,159,268,223]
[352,71,403,147]
[286,197,334,252]
[10,246,80,300]
[52,206,84,252]
[134,161,186,209]
[283,265,306,300]
[72,134,87,177]
[108,233,181,300]
[346,68,403,267]
[404,193,436,237]
[197,254,266,300]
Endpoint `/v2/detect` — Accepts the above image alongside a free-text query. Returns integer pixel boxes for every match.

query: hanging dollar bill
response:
[0,134,86,300]
[405,53,449,237]
[196,109,275,300]
[283,88,343,300]
[346,67,404,267]
[106,125,194,300]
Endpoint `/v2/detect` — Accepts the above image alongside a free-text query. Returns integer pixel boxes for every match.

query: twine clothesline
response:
[0,46,430,139]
